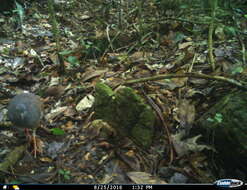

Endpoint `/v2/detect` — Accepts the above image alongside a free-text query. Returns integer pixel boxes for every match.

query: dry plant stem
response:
[33,129,37,158]
[48,0,65,74]
[208,0,217,71]
[238,32,246,65]
[163,17,207,25]
[106,25,114,51]
[233,15,246,65]
[142,90,174,164]
[208,21,215,71]
[188,53,197,72]
[124,72,247,90]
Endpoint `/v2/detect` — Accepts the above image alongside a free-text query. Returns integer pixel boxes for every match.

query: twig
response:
[207,0,217,71]
[141,89,174,164]
[124,72,247,90]
[232,15,246,65]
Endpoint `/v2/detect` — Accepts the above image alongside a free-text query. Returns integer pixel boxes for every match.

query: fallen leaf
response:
[76,94,95,111]
[172,132,214,157]
[178,41,193,49]
[178,99,195,133]
[127,172,167,184]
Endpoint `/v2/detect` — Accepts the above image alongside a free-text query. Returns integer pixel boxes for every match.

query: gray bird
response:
[7,93,43,157]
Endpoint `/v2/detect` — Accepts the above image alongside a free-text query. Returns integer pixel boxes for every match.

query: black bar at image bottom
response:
[0,184,246,190]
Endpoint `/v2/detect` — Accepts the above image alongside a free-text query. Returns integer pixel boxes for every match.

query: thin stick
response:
[124,72,247,90]
[33,129,37,158]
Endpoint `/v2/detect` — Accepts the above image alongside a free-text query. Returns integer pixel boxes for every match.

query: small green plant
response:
[50,128,65,135]
[12,1,24,30]
[231,66,243,75]
[207,113,223,123]
[224,26,237,36]
[59,50,73,56]
[80,39,101,58]
[67,56,80,68]
[58,169,71,180]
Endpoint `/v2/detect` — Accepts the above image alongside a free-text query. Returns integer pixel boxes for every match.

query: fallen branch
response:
[124,72,247,90]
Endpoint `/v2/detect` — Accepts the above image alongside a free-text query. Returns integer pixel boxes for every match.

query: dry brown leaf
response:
[178,42,193,50]
[64,121,74,130]
[178,99,195,132]
[171,70,188,87]
[40,157,53,163]
[172,132,214,157]
[82,69,108,82]
[44,85,65,98]
[97,141,112,149]
[129,51,153,62]
[125,150,135,157]
[127,172,167,184]
[84,152,91,161]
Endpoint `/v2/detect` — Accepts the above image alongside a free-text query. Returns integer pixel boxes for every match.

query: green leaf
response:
[231,66,243,75]
[59,50,73,55]
[67,56,79,65]
[65,170,70,174]
[58,169,71,180]
[58,169,65,175]
[207,117,214,122]
[174,32,186,43]
[224,26,237,36]
[180,4,188,9]
[50,128,65,135]
[214,113,223,123]
[64,175,71,180]
[14,1,25,21]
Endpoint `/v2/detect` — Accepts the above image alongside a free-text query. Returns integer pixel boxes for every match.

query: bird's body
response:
[7,93,42,129]
[7,93,43,157]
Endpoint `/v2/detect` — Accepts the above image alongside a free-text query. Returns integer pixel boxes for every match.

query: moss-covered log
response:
[94,83,155,148]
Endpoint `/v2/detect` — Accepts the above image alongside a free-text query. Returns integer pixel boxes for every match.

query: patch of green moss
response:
[94,83,155,147]
[94,82,115,122]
